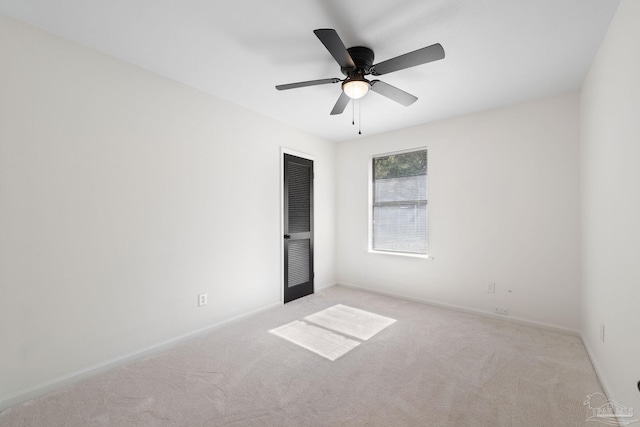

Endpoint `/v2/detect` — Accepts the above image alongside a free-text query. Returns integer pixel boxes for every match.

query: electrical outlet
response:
[198,293,208,307]
[600,323,605,343]
[486,282,495,293]
[494,307,508,316]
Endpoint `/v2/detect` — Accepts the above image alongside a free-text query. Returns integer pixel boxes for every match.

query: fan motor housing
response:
[341,46,375,75]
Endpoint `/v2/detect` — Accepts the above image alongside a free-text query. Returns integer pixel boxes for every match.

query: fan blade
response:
[314,29,356,69]
[370,80,418,106]
[371,43,445,76]
[276,78,340,91]
[330,91,351,115]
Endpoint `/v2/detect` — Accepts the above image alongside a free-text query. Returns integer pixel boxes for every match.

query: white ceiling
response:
[0,0,620,142]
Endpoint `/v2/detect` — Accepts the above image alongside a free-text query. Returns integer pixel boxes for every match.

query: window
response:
[371,149,428,255]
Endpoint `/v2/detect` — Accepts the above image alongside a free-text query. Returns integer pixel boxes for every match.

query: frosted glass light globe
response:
[343,80,370,99]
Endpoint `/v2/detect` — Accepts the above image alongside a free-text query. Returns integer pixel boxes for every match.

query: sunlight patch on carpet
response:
[269,305,396,360]
[269,320,360,361]
[304,304,396,340]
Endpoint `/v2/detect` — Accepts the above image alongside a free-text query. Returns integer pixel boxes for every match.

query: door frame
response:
[280,147,316,304]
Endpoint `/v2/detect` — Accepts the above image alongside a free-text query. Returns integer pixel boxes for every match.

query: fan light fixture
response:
[342,79,370,99]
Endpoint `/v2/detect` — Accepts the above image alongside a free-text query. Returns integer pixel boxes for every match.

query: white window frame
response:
[368,147,429,259]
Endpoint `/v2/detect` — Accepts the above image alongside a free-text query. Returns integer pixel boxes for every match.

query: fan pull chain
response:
[349,99,363,135]
[358,100,362,135]
[352,98,355,125]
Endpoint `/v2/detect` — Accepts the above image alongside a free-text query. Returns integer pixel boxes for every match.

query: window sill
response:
[367,250,432,260]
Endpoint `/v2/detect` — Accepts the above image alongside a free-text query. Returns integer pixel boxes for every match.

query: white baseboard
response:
[0,301,281,412]
[315,282,338,293]
[336,282,581,336]
[579,335,632,427]
[580,335,613,399]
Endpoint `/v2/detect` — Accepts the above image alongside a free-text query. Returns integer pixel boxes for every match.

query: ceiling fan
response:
[276,29,445,115]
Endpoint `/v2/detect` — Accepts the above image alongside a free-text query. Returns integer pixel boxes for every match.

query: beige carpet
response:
[0,286,605,426]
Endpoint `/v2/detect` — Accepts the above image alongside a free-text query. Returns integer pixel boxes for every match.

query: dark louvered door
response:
[283,154,314,303]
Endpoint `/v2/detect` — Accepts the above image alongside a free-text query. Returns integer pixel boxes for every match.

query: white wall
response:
[0,14,336,407]
[337,93,581,331]
[580,0,640,411]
